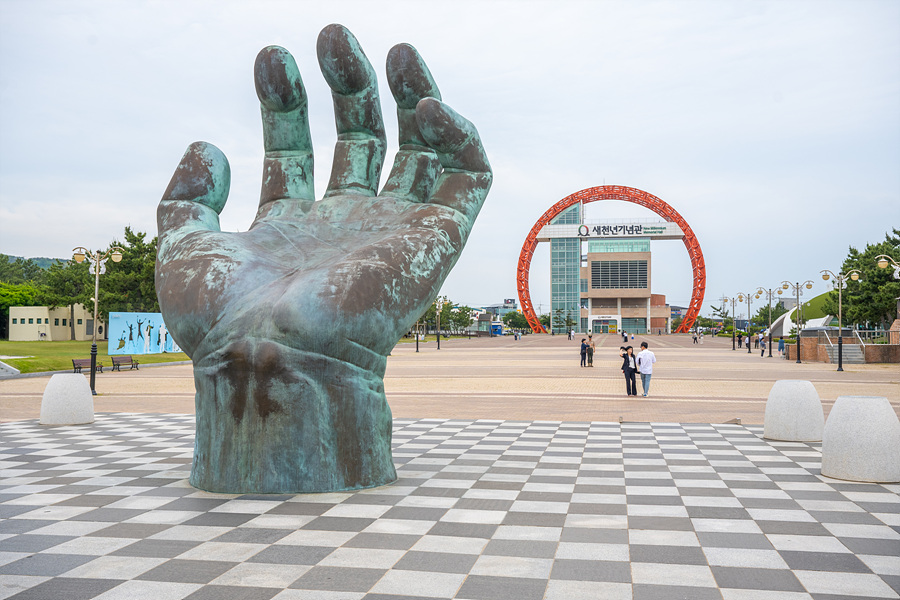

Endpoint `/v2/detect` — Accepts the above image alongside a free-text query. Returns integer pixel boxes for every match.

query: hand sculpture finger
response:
[317,24,386,198]
[157,141,230,261]
[381,43,442,203]
[254,46,314,221]
[416,98,492,223]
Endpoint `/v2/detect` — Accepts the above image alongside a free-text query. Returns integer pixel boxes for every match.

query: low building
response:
[8,304,105,342]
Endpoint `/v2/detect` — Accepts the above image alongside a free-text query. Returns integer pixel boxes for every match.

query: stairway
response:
[825,344,866,364]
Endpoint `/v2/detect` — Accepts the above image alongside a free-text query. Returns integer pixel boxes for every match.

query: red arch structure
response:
[517,185,705,334]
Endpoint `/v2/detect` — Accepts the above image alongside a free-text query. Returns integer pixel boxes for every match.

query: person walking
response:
[587,335,595,367]
[692,332,698,344]
[622,330,627,344]
[754,334,759,349]
[621,346,637,396]
[699,332,704,344]
[636,341,657,397]
[778,337,785,358]
[580,339,587,367]
[760,336,766,357]
[737,332,743,348]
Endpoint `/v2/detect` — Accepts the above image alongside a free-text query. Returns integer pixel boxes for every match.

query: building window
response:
[28,318,34,324]
[591,260,648,289]
[45,318,49,324]
[62,319,67,326]
[12,318,16,324]
[77,319,83,325]
[55,318,59,326]
[587,238,651,253]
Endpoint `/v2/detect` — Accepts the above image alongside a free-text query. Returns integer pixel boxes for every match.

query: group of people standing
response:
[579,336,595,367]
[620,342,656,397]
[578,334,657,397]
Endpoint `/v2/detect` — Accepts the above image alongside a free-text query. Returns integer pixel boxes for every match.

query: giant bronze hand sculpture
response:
[156,25,491,493]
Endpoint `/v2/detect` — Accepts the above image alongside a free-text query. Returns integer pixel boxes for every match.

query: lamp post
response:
[780,280,814,364]
[820,269,861,372]
[72,245,124,395]
[737,292,754,354]
[722,296,738,350]
[876,255,900,279]
[436,297,445,350]
[756,287,777,358]
[415,320,420,353]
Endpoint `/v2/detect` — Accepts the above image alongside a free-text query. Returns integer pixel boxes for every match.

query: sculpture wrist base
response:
[188,340,396,494]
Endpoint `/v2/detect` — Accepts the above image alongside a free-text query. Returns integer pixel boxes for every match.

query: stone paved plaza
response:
[1,334,898,599]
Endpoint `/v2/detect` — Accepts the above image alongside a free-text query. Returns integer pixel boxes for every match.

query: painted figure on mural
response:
[155,25,492,493]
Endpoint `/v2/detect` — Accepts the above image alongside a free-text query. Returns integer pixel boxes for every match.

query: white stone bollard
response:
[763,380,824,442]
[821,396,900,483]
[40,374,94,425]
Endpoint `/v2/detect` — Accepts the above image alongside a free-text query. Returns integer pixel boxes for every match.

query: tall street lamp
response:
[72,245,124,395]
[780,280,814,364]
[737,292,754,354]
[820,269,861,372]
[722,296,738,350]
[756,287,777,358]
[435,296,445,350]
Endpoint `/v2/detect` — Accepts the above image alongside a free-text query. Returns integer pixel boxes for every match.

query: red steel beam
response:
[516,185,706,334]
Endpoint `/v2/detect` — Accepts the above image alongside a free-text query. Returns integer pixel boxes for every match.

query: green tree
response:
[710,302,730,322]
[0,254,48,285]
[40,258,91,340]
[102,228,160,318]
[449,305,474,333]
[671,316,683,331]
[753,301,787,330]
[502,310,529,330]
[538,313,551,328]
[552,308,566,332]
[821,229,900,328]
[0,281,44,339]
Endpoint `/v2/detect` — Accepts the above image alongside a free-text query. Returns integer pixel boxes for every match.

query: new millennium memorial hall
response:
[516,185,707,335]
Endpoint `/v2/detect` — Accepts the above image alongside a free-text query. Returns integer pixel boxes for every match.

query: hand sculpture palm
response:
[156,25,491,493]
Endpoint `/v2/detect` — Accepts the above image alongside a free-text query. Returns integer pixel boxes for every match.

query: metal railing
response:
[855,329,893,345]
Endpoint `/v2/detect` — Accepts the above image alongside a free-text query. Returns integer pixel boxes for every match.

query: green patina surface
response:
[155,25,491,493]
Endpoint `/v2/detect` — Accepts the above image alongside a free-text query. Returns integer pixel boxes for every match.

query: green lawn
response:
[0,340,190,374]
[799,291,832,320]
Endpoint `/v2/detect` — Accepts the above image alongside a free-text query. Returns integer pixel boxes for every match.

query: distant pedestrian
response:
[778,337,785,357]
[587,335,595,367]
[622,331,627,344]
[580,339,587,367]
[754,334,759,349]
[636,342,657,397]
[692,332,698,344]
[760,337,766,357]
[737,333,743,348]
[621,346,637,396]
[699,332,704,344]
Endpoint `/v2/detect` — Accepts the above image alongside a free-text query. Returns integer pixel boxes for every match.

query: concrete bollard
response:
[40,374,94,425]
[821,396,900,483]
[763,380,824,442]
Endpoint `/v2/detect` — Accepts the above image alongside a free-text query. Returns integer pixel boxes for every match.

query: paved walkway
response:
[0,334,898,600]
[1,333,897,423]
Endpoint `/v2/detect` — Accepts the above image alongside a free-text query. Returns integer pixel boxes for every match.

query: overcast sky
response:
[1,0,898,318]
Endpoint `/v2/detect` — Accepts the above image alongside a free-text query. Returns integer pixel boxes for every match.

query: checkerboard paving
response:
[1,414,898,600]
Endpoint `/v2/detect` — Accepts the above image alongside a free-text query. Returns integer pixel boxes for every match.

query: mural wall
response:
[108,312,180,355]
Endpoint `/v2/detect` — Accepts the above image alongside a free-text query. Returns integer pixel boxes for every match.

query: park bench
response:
[72,359,103,374]
[111,356,140,371]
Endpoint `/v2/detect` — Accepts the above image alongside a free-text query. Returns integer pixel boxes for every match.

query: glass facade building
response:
[550,204,581,334]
